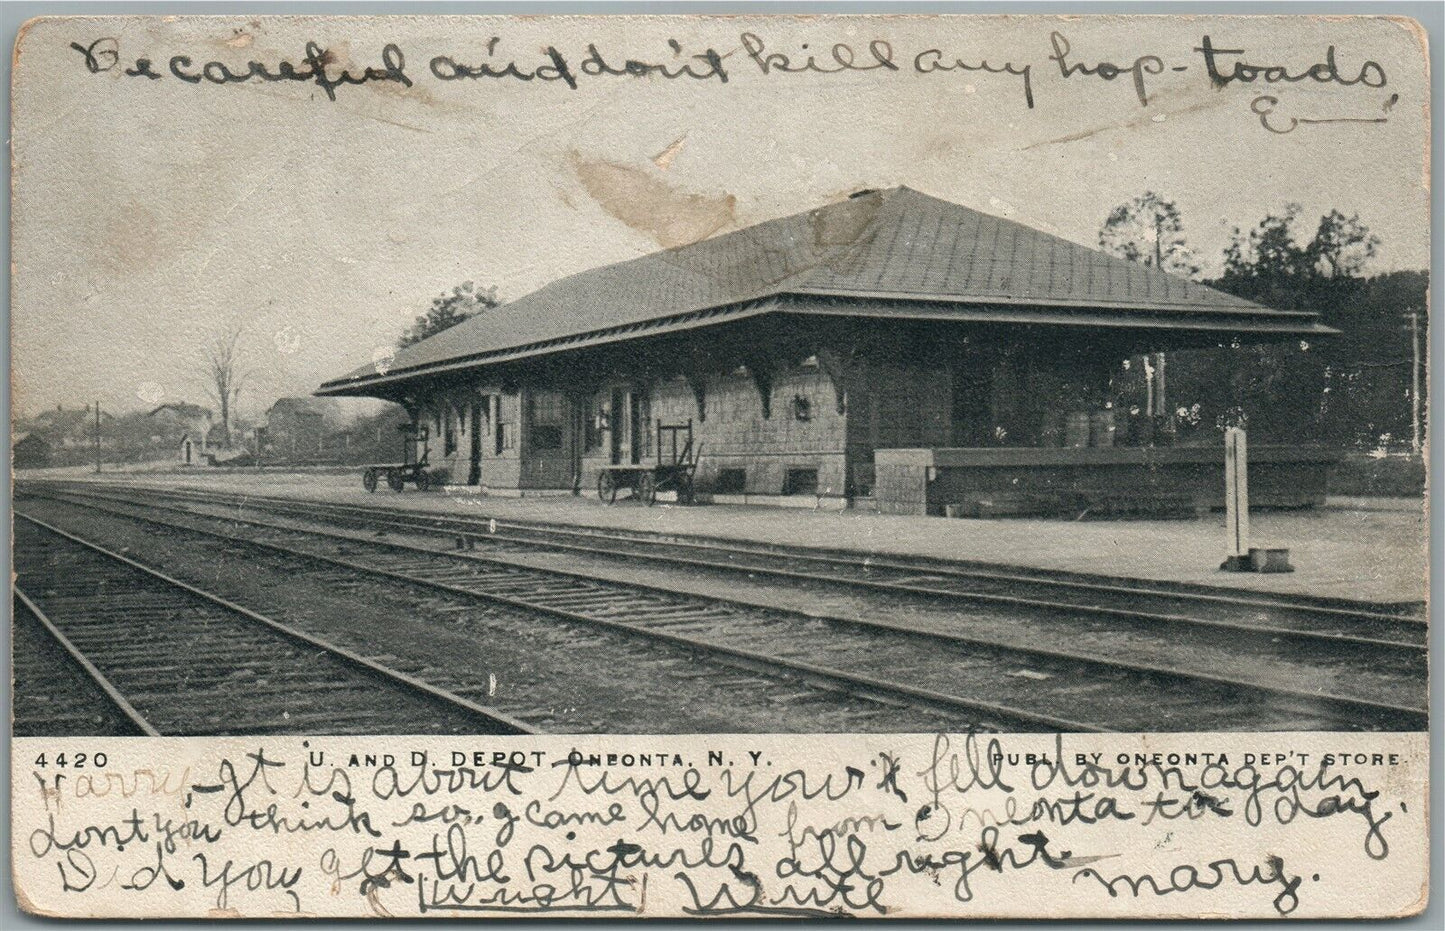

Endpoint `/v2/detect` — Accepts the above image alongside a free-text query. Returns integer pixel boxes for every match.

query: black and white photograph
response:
[6,11,1434,921]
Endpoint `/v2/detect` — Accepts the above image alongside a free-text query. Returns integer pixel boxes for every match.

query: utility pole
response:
[1151,224,1168,419]
[1408,310,1421,456]
[93,400,102,474]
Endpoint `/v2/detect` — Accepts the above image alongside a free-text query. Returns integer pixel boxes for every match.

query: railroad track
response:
[19,487,1427,732]
[13,592,157,736]
[13,503,998,735]
[34,480,1425,653]
[13,515,537,737]
[28,483,1431,695]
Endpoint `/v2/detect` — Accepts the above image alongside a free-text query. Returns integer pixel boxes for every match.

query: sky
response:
[11,14,1431,421]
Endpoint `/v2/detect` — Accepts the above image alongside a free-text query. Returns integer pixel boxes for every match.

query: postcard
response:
[9,13,1430,919]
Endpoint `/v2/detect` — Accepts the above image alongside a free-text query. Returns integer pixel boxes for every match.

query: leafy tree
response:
[1098,191,1199,276]
[1220,206,1381,293]
[1311,209,1380,279]
[399,281,499,349]
[1220,205,1317,297]
[1161,204,1424,452]
[1099,192,1199,419]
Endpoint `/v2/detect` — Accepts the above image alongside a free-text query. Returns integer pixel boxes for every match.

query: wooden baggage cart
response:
[361,424,433,493]
[597,419,700,506]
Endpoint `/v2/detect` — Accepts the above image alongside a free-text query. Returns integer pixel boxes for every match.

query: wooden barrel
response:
[1064,412,1091,448]
[1128,413,1154,447]
[1038,411,1064,447]
[1090,410,1117,447]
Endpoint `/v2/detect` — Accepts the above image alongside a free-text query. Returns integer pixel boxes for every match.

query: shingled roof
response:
[319,187,1327,395]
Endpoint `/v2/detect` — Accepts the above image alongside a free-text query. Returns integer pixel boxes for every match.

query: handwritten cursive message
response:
[65,30,1398,133]
[13,733,1427,919]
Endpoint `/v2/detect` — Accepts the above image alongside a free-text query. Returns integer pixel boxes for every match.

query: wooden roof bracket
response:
[814,345,864,415]
[684,372,708,422]
[740,354,780,419]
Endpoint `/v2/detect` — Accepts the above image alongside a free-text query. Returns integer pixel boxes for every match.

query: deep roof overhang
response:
[316,298,782,397]
[792,287,1325,319]
[790,295,1338,334]
[317,293,1333,399]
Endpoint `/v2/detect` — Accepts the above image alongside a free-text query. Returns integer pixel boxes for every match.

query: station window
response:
[529,391,566,451]
[531,425,563,450]
[715,468,746,494]
[586,399,607,451]
[783,468,819,496]
[531,391,566,424]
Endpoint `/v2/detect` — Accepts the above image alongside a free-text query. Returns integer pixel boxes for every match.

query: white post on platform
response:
[1144,356,1155,417]
[1224,427,1249,568]
[1156,352,1167,415]
[1408,310,1421,456]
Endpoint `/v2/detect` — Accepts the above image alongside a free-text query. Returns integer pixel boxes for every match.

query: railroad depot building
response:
[317,187,1337,516]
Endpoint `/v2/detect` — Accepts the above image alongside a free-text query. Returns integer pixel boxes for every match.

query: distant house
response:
[206,421,232,449]
[149,401,212,421]
[263,397,326,460]
[29,404,106,451]
[13,432,50,469]
[149,402,213,466]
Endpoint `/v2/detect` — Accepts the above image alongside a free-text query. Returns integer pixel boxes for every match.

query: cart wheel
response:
[638,471,657,507]
[363,469,378,493]
[386,470,405,492]
[677,472,695,506]
[597,470,617,504]
[415,469,431,492]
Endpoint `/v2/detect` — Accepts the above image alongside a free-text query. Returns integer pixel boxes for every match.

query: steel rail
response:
[282,499,1430,651]
[21,497,1102,732]
[128,481,1428,621]
[15,512,541,736]
[26,489,1427,732]
[14,588,162,736]
[47,481,1423,651]
[39,486,1429,702]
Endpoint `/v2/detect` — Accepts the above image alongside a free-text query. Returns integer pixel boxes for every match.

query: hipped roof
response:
[318,187,1329,396]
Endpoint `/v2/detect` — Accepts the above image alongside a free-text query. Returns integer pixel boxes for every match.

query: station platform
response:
[33,468,1429,609]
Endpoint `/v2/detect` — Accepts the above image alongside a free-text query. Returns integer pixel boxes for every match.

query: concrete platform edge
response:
[287,492,1429,615]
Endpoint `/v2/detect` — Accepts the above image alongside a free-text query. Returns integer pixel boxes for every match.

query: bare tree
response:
[201,323,249,447]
